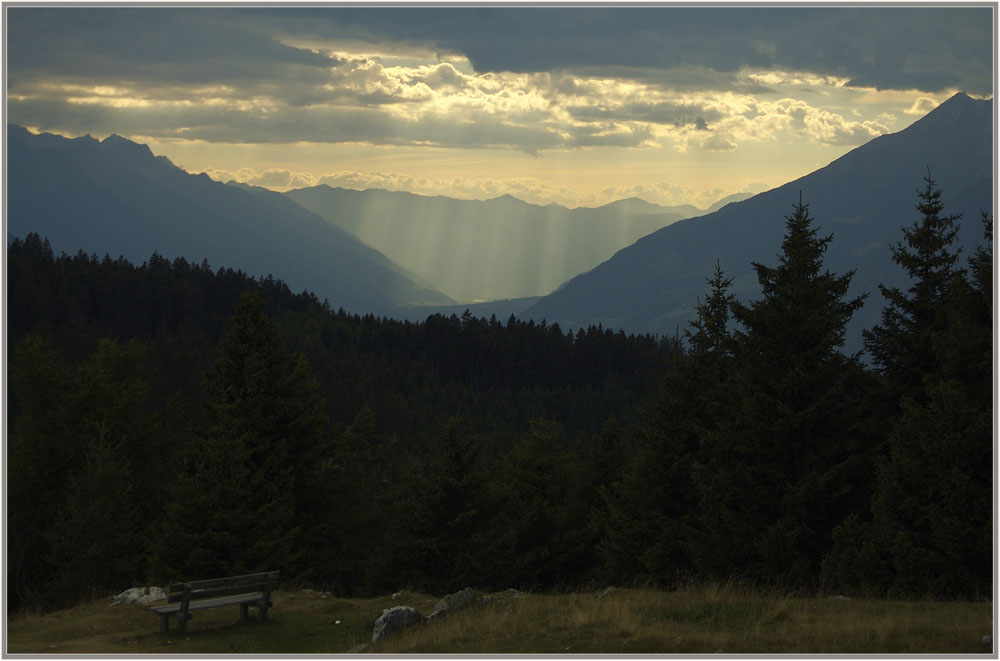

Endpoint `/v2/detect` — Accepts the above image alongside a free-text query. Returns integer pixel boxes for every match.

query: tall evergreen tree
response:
[394,417,500,592]
[824,211,992,598]
[7,335,73,611]
[600,262,739,584]
[45,438,143,607]
[718,199,871,585]
[154,292,323,580]
[498,419,582,588]
[864,172,963,402]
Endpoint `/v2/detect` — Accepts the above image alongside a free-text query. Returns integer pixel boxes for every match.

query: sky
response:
[5,5,995,209]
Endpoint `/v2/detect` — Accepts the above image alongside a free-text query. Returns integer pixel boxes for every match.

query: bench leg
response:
[240,604,249,621]
[177,614,187,634]
[159,615,169,634]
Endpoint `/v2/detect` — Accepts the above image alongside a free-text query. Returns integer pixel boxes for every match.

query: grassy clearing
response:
[6,585,992,654]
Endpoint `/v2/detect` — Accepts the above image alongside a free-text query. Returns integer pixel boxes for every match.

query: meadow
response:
[6,584,992,654]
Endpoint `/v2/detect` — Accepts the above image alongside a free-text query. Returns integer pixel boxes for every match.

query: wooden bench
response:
[148,571,279,633]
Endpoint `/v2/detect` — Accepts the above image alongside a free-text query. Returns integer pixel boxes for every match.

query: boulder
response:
[428,587,478,620]
[599,586,618,598]
[111,586,166,606]
[372,606,425,643]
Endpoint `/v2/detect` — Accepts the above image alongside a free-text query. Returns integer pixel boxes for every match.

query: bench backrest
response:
[167,571,280,604]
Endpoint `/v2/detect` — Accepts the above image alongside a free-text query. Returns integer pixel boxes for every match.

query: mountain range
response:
[6,125,453,315]
[6,92,992,347]
[524,92,993,352]
[282,186,745,302]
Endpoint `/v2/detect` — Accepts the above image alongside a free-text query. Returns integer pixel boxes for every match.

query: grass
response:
[5,584,992,654]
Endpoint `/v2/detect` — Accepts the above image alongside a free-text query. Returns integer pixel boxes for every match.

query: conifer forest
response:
[6,177,993,612]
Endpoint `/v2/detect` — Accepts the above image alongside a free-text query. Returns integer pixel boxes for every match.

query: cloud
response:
[201,167,317,189]
[699,134,737,151]
[290,7,992,95]
[206,166,752,211]
[904,97,939,115]
[6,7,970,157]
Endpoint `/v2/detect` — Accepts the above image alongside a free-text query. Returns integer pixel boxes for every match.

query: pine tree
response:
[499,419,581,588]
[154,292,323,580]
[600,263,738,584]
[720,199,871,585]
[825,212,992,598]
[45,438,143,606]
[7,335,72,610]
[396,417,501,592]
[864,172,963,402]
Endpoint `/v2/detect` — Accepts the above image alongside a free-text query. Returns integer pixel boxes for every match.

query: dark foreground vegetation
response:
[6,585,992,654]
[7,176,992,614]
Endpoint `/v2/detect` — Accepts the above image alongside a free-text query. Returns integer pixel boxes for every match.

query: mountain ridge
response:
[523,92,993,352]
[283,184,694,301]
[6,125,454,314]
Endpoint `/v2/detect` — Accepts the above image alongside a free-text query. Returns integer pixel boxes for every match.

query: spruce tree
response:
[7,335,72,610]
[499,419,581,588]
[825,212,992,598]
[45,438,143,606]
[154,292,322,580]
[600,263,738,584]
[864,172,962,402]
[396,417,500,592]
[721,199,871,585]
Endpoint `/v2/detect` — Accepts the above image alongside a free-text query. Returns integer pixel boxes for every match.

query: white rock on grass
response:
[428,587,478,620]
[111,586,166,606]
[372,606,425,643]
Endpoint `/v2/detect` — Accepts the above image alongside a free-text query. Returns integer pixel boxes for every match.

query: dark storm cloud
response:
[6,7,332,87]
[5,6,990,153]
[279,6,993,95]
[8,94,566,152]
[8,6,992,96]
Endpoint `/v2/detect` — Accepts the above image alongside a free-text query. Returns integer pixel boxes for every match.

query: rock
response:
[982,634,992,650]
[111,586,166,606]
[372,606,425,642]
[350,643,369,653]
[428,587,478,620]
[505,588,522,597]
[599,586,618,598]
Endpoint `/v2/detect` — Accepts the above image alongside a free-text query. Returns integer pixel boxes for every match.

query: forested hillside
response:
[7,176,992,612]
[7,234,668,611]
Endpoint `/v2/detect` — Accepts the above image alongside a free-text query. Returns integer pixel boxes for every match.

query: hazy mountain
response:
[525,93,993,353]
[705,192,756,213]
[283,186,695,302]
[6,126,453,314]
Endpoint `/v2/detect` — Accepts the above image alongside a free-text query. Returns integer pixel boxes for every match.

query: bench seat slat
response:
[169,571,279,593]
[151,592,266,614]
[168,583,275,603]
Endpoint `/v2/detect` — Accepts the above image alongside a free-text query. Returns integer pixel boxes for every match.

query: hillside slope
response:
[284,186,692,302]
[6,126,453,314]
[525,93,993,352]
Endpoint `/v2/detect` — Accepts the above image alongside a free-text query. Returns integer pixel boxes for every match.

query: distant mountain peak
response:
[942,91,974,105]
[101,133,154,158]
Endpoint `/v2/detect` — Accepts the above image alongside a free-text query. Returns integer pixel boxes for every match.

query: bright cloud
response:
[8,46,911,156]
[199,165,767,211]
[6,7,988,209]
